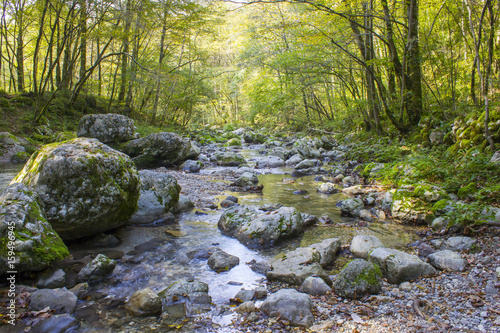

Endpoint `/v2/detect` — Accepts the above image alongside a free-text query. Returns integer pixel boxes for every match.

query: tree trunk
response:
[118,0,132,104]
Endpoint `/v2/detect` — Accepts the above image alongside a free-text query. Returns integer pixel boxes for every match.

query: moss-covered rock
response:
[129,170,180,224]
[119,132,199,169]
[0,183,69,273]
[333,259,382,299]
[11,138,140,240]
[226,137,242,147]
[0,132,28,164]
[212,151,246,166]
[391,184,448,224]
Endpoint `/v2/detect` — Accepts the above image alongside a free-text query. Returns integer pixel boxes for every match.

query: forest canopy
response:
[0,0,498,139]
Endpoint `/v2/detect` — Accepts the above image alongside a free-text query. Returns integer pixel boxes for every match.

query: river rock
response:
[333,259,382,299]
[11,138,140,240]
[431,217,449,230]
[233,171,258,187]
[428,250,466,272]
[129,170,180,224]
[126,288,162,317]
[308,238,341,267]
[339,198,364,217]
[30,314,80,333]
[0,183,69,273]
[255,155,285,168]
[30,288,77,314]
[295,159,317,170]
[342,176,355,186]
[120,132,199,168]
[234,289,256,302]
[0,132,28,164]
[218,206,313,248]
[77,254,116,284]
[242,131,266,144]
[267,247,329,285]
[36,268,66,289]
[247,259,271,275]
[299,276,331,296]
[489,151,500,163]
[368,248,437,284]
[69,283,89,300]
[213,151,246,166]
[316,183,339,195]
[443,236,476,252]
[260,289,314,327]
[227,138,242,147]
[181,160,202,173]
[342,185,367,196]
[208,248,240,272]
[293,138,321,159]
[268,147,289,160]
[350,235,384,259]
[159,280,212,317]
[77,113,137,143]
[391,185,447,224]
[286,154,303,166]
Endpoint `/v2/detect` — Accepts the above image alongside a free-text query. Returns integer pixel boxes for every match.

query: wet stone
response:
[234,289,256,302]
[30,288,78,314]
[30,314,80,333]
[299,276,331,296]
[207,248,240,272]
[36,268,66,289]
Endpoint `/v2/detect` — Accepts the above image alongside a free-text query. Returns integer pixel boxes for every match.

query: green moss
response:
[354,263,383,286]
[431,199,449,213]
[457,182,477,199]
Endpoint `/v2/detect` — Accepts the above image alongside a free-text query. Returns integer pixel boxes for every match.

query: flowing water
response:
[0,163,23,192]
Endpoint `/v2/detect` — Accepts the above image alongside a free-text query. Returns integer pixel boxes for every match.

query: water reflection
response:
[0,163,23,192]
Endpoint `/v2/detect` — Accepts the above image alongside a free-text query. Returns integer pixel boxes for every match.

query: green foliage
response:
[442,201,496,227]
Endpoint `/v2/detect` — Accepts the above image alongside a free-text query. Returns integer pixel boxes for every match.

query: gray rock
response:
[417,243,436,257]
[431,217,449,230]
[308,238,341,267]
[443,236,477,252]
[293,138,321,159]
[36,269,66,289]
[226,138,242,147]
[254,287,267,299]
[490,151,500,164]
[234,289,255,302]
[342,185,367,196]
[339,198,364,217]
[129,170,180,224]
[260,289,314,327]
[182,160,202,173]
[350,235,384,259]
[247,259,271,275]
[159,280,212,317]
[316,183,339,195]
[286,154,303,166]
[220,199,238,208]
[267,247,329,285]
[213,151,246,166]
[126,288,162,317]
[11,138,140,240]
[428,250,466,272]
[173,195,194,214]
[300,276,331,296]
[207,248,240,272]
[242,131,266,144]
[333,259,382,299]
[342,176,355,186]
[120,132,199,168]
[268,147,289,160]
[429,130,444,145]
[0,132,28,164]
[368,248,437,284]
[0,184,69,272]
[233,171,258,187]
[30,314,80,333]
[255,155,285,168]
[82,233,121,248]
[30,288,77,314]
[218,206,313,248]
[295,159,317,170]
[77,113,136,143]
[78,254,116,284]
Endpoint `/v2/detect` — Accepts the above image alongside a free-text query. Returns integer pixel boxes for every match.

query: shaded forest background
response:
[0,0,498,144]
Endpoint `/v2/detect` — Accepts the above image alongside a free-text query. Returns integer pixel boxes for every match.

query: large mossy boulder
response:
[0,183,69,273]
[120,132,200,169]
[11,138,140,240]
[391,184,448,224]
[77,113,137,143]
[129,170,180,224]
[218,206,313,248]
